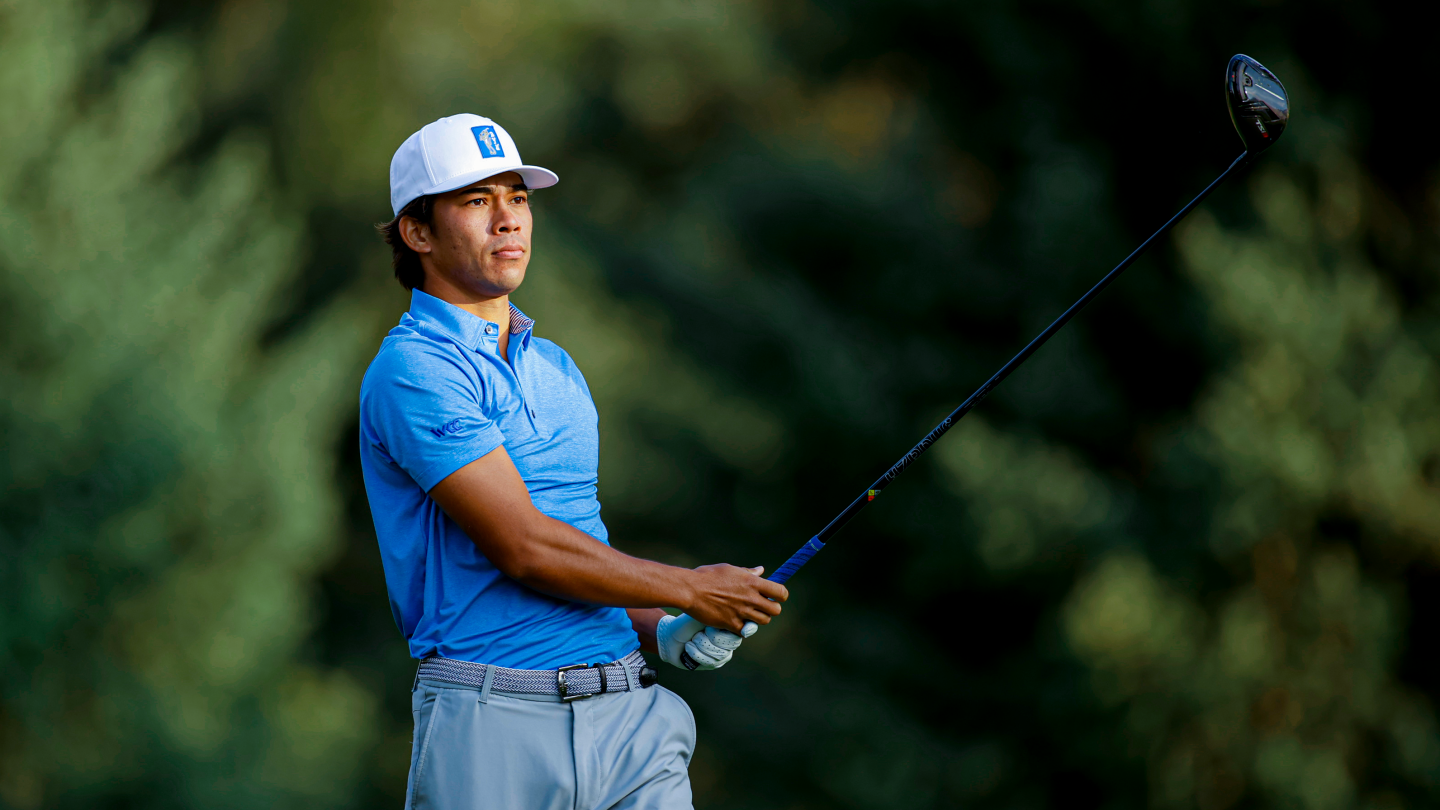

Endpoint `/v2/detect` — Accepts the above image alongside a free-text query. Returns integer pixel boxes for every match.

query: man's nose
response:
[495,206,522,233]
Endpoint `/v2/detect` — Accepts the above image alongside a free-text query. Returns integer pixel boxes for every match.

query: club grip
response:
[767,536,826,585]
[675,538,823,669]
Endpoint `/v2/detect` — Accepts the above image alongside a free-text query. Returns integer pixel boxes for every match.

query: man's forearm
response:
[500,513,699,610]
[429,446,786,633]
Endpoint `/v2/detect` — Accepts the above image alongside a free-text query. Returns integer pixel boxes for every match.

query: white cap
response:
[389,114,559,216]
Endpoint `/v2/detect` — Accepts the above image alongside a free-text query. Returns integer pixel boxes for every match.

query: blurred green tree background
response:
[4,0,1439,807]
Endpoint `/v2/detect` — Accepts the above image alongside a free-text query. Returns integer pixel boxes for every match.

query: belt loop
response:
[478,664,496,704]
[622,656,639,691]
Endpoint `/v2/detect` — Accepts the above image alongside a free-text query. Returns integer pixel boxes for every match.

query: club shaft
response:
[767,151,1250,585]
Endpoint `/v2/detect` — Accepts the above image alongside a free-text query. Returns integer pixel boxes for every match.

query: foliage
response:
[0,1,379,805]
[3,0,1439,808]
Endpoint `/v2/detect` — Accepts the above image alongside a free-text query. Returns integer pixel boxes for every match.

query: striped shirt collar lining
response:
[507,303,534,335]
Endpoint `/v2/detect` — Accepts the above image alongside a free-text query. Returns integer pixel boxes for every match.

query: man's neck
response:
[421,277,513,357]
[454,294,512,334]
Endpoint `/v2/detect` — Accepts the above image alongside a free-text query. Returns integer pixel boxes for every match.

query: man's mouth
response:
[493,245,526,260]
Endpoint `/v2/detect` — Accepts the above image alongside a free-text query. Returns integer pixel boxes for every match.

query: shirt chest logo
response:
[430,417,464,438]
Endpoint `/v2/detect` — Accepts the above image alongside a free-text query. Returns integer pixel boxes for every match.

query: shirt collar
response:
[406,289,536,350]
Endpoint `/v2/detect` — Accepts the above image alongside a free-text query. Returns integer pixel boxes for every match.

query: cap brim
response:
[424,164,559,197]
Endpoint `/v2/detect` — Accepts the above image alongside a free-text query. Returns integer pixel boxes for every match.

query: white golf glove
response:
[656,614,759,671]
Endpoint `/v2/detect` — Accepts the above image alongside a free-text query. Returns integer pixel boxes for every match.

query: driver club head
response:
[1226,54,1289,154]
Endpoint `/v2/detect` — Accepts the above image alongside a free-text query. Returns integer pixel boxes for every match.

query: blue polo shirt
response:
[358,289,638,669]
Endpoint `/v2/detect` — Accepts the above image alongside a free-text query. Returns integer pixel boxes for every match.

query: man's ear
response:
[399,215,433,254]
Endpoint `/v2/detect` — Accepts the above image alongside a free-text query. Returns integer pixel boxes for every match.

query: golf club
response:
[680,56,1287,670]
[766,55,1288,586]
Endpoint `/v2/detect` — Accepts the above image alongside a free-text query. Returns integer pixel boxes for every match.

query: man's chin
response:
[473,263,528,296]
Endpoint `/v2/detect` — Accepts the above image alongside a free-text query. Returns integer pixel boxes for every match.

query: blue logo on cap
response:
[471,125,505,158]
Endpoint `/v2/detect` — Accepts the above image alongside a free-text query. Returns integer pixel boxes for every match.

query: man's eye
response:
[468,198,487,206]
[512,195,528,204]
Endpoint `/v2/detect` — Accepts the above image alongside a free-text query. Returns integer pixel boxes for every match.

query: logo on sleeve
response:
[471,126,505,158]
[430,418,464,438]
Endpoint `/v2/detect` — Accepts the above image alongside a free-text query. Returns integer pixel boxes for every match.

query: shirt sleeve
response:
[360,339,507,492]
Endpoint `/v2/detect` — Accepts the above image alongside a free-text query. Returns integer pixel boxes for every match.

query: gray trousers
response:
[406,677,696,809]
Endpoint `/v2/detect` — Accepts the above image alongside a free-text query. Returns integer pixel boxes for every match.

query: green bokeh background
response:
[4,1,1439,808]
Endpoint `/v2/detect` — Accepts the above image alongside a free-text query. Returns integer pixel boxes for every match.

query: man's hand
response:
[656,613,760,671]
[683,565,787,633]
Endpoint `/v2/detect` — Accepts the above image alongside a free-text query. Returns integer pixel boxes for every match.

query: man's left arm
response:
[627,608,666,654]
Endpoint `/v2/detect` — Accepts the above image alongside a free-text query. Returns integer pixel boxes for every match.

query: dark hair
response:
[377,195,436,291]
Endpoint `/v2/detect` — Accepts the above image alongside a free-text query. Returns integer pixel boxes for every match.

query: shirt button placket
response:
[507,334,541,431]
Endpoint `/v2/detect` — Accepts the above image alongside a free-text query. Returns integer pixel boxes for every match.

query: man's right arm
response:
[428,444,786,633]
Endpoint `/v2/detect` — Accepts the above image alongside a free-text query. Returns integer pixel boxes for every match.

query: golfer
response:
[359,114,787,810]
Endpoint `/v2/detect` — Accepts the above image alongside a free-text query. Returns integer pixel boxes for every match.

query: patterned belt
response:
[417,650,657,702]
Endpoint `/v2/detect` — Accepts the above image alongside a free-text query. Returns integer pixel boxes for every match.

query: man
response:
[359,113,787,810]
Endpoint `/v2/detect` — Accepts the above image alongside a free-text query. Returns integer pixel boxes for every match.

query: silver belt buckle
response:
[557,663,607,702]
